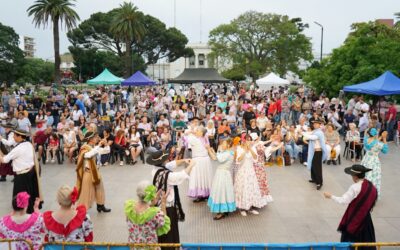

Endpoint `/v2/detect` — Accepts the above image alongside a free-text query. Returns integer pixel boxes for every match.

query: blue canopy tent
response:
[343,71,400,96]
[121,71,156,87]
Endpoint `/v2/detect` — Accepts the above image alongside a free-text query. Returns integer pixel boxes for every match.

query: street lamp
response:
[314,21,324,62]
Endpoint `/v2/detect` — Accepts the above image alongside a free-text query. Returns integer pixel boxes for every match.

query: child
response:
[46,132,59,163]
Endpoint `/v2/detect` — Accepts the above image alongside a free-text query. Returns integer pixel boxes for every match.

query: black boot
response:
[0,176,6,182]
[97,204,111,213]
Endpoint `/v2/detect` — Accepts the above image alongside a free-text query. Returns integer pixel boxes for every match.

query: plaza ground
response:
[0,145,399,243]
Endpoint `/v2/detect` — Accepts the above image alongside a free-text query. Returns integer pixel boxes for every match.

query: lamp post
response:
[314,21,324,62]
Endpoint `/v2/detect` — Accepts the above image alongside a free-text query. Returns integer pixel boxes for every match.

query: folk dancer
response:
[303,118,327,190]
[0,129,42,213]
[324,164,377,250]
[0,123,17,182]
[147,150,194,249]
[76,131,111,212]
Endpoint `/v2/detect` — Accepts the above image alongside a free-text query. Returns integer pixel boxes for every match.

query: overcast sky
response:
[0,0,398,60]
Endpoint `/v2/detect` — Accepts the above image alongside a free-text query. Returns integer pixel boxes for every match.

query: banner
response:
[181,243,352,250]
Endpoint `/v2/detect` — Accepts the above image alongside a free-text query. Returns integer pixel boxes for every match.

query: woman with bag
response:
[324,123,341,165]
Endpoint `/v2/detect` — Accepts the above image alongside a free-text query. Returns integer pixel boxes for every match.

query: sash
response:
[76,144,101,196]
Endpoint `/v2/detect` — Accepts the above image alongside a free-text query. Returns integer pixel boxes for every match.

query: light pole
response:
[314,21,324,62]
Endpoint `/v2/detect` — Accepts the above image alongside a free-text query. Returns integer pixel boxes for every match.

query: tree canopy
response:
[16,58,54,84]
[0,22,25,83]
[304,21,400,97]
[209,11,312,80]
[67,6,192,78]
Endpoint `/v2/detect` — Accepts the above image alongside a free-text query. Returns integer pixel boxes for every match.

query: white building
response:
[146,42,229,82]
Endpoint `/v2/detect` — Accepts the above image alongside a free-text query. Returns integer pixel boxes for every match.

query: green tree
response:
[304,21,400,97]
[0,22,24,84]
[16,58,54,84]
[27,0,80,84]
[67,8,192,69]
[209,11,312,80]
[221,66,246,81]
[110,2,146,77]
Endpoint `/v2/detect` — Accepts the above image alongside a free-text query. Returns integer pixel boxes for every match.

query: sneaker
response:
[240,211,247,217]
[119,161,124,166]
[104,162,109,166]
[290,159,294,164]
[125,150,130,156]
[51,159,55,163]
[303,162,307,166]
[249,209,259,215]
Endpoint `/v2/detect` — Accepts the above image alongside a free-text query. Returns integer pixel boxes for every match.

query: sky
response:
[0,0,398,60]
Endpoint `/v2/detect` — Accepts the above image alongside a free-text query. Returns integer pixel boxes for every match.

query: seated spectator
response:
[160,127,171,150]
[63,122,78,163]
[147,131,161,153]
[35,108,48,131]
[206,120,216,150]
[256,112,269,132]
[248,119,261,137]
[57,116,68,134]
[172,115,186,131]
[0,192,43,250]
[114,129,127,166]
[33,127,52,162]
[43,185,93,243]
[46,132,60,163]
[46,110,54,128]
[325,123,341,165]
[225,110,237,132]
[17,111,31,134]
[138,116,152,138]
[72,104,83,126]
[284,125,301,164]
[15,104,28,118]
[156,114,170,134]
[217,119,231,137]
[345,123,362,162]
[100,128,115,166]
[128,126,142,164]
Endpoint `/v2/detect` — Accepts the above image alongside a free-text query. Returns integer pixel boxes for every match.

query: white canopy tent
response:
[256,72,290,90]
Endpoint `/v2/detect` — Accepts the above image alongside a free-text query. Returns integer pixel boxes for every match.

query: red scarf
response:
[338,179,377,236]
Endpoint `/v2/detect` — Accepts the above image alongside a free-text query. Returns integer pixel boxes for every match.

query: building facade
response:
[23,36,35,58]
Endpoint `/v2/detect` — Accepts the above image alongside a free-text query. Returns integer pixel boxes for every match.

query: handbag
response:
[283,151,291,166]
[276,156,284,167]
[330,148,336,159]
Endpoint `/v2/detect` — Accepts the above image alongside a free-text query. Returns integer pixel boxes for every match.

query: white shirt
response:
[332,180,362,205]
[1,132,16,147]
[3,141,35,172]
[359,114,369,132]
[151,163,189,205]
[72,110,83,121]
[17,118,31,132]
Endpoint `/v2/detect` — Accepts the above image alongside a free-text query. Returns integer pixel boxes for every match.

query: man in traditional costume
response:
[324,164,377,250]
[147,150,194,249]
[76,131,111,213]
[303,117,327,190]
[0,128,42,213]
[0,123,17,182]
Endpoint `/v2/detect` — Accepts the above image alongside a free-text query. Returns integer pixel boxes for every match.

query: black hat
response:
[146,150,169,166]
[344,164,372,176]
[1,123,16,129]
[83,131,97,142]
[13,128,30,137]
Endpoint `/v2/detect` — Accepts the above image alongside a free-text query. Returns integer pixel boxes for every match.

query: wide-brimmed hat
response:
[83,131,97,142]
[1,123,16,129]
[146,150,169,166]
[344,164,372,176]
[13,128,30,137]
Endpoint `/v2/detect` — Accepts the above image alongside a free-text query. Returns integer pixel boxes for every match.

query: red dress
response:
[253,143,272,199]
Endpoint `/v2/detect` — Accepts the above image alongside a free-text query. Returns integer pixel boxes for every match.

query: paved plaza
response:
[1,145,399,244]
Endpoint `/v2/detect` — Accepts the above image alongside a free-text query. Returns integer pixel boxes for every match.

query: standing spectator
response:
[1,91,10,112]
[75,94,86,116]
[243,106,256,129]
[386,101,397,141]
[324,123,341,165]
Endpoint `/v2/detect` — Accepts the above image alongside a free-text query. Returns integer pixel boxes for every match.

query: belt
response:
[315,149,322,152]
[16,167,33,175]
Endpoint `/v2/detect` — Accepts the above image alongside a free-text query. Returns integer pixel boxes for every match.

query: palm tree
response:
[110,2,146,78]
[27,0,80,84]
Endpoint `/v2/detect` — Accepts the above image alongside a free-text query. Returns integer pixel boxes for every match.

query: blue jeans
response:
[291,110,300,125]
[285,143,300,159]
[387,120,396,141]
[281,112,290,124]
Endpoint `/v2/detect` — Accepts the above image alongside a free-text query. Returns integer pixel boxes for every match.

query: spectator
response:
[386,101,397,141]
[345,123,362,162]
[46,133,60,163]
[325,123,341,165]
[17,111,31,133]
[285,125,301,164]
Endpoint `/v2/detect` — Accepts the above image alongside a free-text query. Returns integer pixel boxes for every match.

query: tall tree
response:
[67,9,191,67]
[16,58,54,84]
[209,11,312,80]
[110,2,146,77]
[304,21,400,97]
[0,22,24,84]
[27,0,80,84]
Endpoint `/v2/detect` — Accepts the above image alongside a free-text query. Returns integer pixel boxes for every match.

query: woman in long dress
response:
[234,134,267,216]
[361,128,388,198]
[207,138,236,220]
[187,126,214,202]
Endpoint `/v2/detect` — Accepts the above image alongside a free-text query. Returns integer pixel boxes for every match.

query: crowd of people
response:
[0,82,396,249]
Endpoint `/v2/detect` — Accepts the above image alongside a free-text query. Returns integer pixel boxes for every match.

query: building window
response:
[189,55,195,67]
[198,54,205,67]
